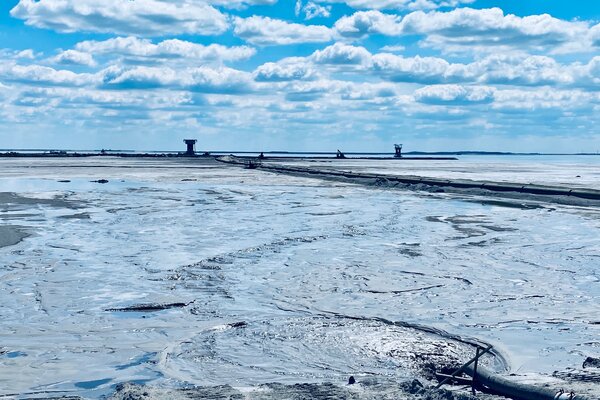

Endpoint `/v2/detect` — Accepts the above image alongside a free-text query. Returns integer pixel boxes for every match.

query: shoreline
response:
[0,153,458,161]
[1,150,600,157]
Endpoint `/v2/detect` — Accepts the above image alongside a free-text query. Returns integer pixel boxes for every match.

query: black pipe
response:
[464,364,592,400]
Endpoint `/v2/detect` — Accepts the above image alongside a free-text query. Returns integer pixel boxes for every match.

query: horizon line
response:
[1,149,600,156]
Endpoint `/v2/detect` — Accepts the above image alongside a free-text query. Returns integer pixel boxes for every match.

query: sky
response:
[0,0,599,152]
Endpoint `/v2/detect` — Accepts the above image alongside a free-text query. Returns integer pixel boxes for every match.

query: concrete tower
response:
[394,144,403,158]
[183,139,197,156]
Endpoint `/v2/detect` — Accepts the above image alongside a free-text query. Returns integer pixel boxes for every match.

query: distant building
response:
[394,144,403,158]
[183,139,197,156]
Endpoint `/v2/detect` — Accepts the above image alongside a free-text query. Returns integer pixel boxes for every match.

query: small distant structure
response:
[394,144,403,158]
[336,149,346,159]
[183,139,197,156]
[245,159,261,169]
[258,152,265,159]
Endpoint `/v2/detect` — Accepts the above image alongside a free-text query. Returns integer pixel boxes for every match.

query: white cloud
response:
[284,80,342,102]
[37,87,196,111]
[401,7,592,54]
[234,16,334,45]
[414,85,495,105]
[492,88,597,113]
[380,45,405,52]
[254,60,316,81]
[335,10,402,37]
[315,0,474,11]
[100,65,254,94]
[76,37,255,63]
[332,7,597,54]
[10,0,229,36]
[303,2,331,20]
[579,57,600,89]
[296,0,303,16]
[591,24,600,47]
[0,63,97,87]
[339,82,397,100]
[206,0,278,9]
[16,49,35,60]
[372,53,453,83]
[473,54,573,86]
[312,43,372,65]
[0,49,39,61]
[52,50,96,67]
[370,52,600,89]
[100,65,180,89]
[0,82,12,103]
[188,67,254,94]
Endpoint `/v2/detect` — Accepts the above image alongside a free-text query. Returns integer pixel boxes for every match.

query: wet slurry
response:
[0,157,598,397]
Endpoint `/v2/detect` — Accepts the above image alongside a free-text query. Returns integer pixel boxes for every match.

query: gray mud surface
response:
[0,157,598,399]
[0,190,84,248]
[12,381,504,400]
[107,381,503,400]
[0,192,81,211]
[0,224,29,248]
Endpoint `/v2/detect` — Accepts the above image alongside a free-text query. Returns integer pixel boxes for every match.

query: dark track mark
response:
[466,199,543,210]
[105,302,191,312]
[364,284,444,295]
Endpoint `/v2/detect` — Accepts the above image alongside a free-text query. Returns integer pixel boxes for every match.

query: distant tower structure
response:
[183,139,197,156]
[394,144,403,158]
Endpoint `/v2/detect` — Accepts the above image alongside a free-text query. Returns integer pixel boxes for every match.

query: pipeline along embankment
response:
[217,156,600,207]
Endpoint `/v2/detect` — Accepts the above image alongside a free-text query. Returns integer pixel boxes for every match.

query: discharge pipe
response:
[464,364,591,400]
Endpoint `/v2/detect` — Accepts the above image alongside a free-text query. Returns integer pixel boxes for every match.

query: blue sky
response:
[0,0,599,152]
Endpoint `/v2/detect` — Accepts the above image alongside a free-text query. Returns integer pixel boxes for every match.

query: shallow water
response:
[0,157,598,397]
